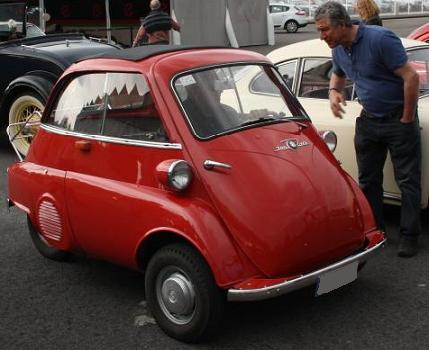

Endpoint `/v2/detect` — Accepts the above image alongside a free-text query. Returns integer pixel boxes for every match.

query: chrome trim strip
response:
[40,124,182,150]
[383,192,401,201]
[227,239,386,302]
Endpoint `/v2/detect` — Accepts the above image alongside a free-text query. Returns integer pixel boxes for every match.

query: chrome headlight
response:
[168,160,193,191]
[156,159,193,192]
[318,130,337,152]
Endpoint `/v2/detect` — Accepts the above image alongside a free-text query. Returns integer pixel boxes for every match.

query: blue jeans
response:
[354,108,421,238]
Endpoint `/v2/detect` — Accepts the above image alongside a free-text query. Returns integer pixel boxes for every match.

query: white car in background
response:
[219,37,429,208]
[269,2,308,33]
[266,38,429,208]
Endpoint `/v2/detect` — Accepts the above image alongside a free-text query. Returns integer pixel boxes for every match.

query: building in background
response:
[27,0,273,48]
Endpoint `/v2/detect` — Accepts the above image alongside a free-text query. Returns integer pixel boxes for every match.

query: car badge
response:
[274,138,309,152]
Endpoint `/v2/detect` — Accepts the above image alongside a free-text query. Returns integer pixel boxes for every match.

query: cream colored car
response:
[264,38,429,207]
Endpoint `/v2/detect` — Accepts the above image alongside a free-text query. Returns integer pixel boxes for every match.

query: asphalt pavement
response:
[1,17,429,350]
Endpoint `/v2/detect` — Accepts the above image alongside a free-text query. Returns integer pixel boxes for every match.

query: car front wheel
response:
[145,243,224,343]
[8,92,45,157]
[285,20,298,33]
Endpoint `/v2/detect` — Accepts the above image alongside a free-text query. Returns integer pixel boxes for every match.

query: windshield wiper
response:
[240,114,309,128]
[240,116,276,127]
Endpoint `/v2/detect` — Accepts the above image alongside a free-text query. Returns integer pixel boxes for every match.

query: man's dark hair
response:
[315,1,352,27]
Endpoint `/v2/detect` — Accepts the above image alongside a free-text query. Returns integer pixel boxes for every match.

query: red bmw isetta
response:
[7,46,385,342]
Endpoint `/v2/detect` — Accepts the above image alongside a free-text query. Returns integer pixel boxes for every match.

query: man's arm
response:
[329,72,347,119]
[171,19,181,32]
[393,62,419,123]
[132,25,146,47]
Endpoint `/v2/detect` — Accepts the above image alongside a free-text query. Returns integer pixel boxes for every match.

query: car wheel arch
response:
[135,227,250,288]
[4,74,55,106]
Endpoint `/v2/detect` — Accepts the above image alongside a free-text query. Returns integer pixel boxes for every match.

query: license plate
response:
[316,261,359,296]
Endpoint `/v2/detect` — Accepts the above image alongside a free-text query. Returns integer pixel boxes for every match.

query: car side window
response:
[298,59,332,99]
[298,58,353,100]
[270,5,283,13]
[102,73,168,142]
[46,73,168,142]
[277,61,297,90]
[47,73,106,134]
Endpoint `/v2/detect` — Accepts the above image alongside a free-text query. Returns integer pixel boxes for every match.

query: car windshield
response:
[408,47,429,96]
[173,64,307,139]
[26,23,45,38]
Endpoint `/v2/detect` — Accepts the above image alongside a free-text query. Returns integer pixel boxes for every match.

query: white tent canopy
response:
[171,0,273,47]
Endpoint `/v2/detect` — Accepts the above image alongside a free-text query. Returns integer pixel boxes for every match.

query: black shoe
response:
[397,237,419,258]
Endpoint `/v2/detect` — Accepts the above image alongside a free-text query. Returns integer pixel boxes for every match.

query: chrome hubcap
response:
[156,268,196,324]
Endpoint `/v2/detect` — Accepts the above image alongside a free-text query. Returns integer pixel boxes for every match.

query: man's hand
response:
[329,90,347,119]
[400,115,414,124]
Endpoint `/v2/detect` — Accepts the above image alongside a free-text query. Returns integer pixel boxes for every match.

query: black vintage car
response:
[0,0,120,156]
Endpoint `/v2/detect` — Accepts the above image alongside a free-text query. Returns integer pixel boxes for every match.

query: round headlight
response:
[168,160,193,191]
[156,160,193,192]
[319,130,337,153]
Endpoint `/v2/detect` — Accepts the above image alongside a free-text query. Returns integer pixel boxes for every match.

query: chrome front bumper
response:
[227,239,386,302]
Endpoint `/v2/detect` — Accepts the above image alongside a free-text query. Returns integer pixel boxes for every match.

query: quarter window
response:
[277,61,297,90]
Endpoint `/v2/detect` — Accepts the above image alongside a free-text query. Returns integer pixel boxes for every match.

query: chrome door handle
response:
[203,160,232,170]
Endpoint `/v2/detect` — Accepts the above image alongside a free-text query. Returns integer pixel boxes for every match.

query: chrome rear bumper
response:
[227,239,385,302]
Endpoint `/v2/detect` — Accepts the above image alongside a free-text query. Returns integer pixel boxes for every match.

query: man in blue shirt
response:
[315,1,421,257]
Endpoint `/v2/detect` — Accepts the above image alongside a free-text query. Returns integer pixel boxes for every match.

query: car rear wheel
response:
[145,243,224,343]
[285,20,298,33]
[27,216,71,261]
[8,91,45,157]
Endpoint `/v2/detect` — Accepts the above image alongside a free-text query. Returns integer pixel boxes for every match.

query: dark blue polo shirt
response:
[332,24,407,117]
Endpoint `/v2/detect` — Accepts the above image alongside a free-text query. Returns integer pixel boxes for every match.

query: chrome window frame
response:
[40,124,182,150]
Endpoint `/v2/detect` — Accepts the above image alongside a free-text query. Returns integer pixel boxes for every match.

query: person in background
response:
[315,1,421,257]
[355,0,383,26]
[132,0,180,47]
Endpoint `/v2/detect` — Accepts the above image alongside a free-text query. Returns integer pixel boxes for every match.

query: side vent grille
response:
[38,201,63,242]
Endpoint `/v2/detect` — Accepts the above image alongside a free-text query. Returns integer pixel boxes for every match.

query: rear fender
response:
[1,72,56,115]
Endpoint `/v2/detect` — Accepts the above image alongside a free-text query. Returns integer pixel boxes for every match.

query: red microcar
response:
[7,46,385,342]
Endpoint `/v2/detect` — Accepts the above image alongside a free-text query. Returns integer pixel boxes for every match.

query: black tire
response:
[285,20,298,33]
[145,243,225,343]
[27,216,71,262]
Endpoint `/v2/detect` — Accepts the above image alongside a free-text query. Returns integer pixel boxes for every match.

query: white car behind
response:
[269,1,309,33]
